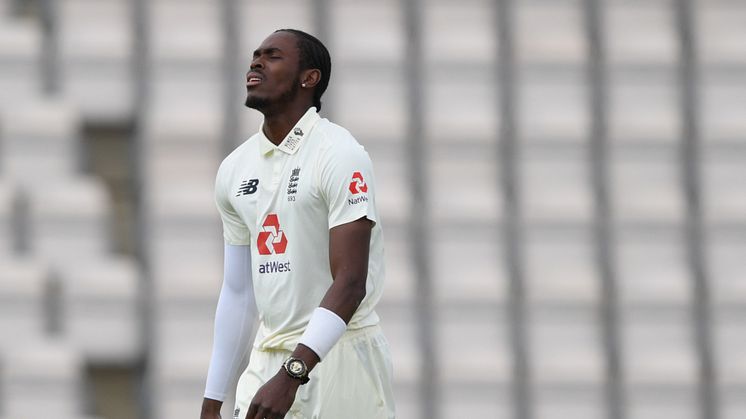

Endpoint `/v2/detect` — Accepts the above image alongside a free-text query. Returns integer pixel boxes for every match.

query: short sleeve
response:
[319,141,379,229]
[215,160,252,245]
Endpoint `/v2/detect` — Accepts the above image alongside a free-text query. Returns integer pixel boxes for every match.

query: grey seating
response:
[699,2,746,67]
[524,226,597,305]
[521,146,592,224]
[606,1,676,68]
[515,0,585,67]
[59,0,133,123]
[616,228,690,307]
[428,149,502,224]
[0,339,85,418]
[0,18,40,105]
[0,257,48,347]
[0,99,81,182]
[27,176,112,265]
[60,256,141,364]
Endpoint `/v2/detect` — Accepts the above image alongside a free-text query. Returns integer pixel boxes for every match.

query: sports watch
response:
[282,357,310,384]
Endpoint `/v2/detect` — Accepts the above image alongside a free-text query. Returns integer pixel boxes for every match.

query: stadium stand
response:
[0,1,743,418]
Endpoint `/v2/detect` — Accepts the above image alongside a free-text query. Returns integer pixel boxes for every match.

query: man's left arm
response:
[244,217,372,419]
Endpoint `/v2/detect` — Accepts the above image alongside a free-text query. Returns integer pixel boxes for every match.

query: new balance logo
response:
[348,172,368,194]
[257,214,288,255]
[236,179,259,196]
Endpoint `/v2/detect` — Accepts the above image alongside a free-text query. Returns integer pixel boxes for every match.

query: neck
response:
[261,102,314,145]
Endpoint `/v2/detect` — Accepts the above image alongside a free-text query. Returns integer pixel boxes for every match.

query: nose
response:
[250,57,264,71]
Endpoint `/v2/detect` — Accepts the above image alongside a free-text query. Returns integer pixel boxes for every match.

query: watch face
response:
[288,360,304,375]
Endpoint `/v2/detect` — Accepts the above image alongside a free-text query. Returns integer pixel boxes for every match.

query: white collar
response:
[259,107,321,155]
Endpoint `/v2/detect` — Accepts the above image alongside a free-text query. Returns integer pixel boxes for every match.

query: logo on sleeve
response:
[348,172,368,194]
[236,179,259,196]
[257,214,288,255]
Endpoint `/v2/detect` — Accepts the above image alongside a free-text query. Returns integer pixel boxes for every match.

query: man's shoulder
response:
[221,134,261,167]
[312,119,363,151]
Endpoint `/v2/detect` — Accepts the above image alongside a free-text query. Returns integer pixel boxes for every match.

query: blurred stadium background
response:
[0,0,744,418]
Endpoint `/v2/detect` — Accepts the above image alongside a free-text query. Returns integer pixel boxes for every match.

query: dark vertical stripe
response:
[674,1,719,419]
[583,2,626,419]
[402,0,438,418]
[312,0,333,119]
[131,1,152,418]
[221,0,241,154]
[39,0,59,95]
[494,1,531,419]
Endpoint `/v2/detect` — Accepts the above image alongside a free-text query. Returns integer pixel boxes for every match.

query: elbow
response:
[341,276,367,306]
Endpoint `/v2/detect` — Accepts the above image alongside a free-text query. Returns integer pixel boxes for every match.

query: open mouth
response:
[247,73,263,87]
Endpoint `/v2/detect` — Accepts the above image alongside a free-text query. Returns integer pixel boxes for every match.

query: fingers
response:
[246,401,286,419]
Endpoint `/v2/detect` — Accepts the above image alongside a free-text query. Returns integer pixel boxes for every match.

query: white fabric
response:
[204,244,256,401]
[214,106,385,352]
[299,307,348,361]
[235,325,395,419]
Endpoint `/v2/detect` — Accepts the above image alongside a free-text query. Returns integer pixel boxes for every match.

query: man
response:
[200,29,395,419]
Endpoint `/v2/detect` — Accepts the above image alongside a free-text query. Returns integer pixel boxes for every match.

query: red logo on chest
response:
[257,214,288,255]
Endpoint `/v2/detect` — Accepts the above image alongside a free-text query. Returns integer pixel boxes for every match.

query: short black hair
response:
[275,29,331,111]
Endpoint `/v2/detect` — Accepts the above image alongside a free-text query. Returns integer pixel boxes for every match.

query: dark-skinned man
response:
[200,29,395,419]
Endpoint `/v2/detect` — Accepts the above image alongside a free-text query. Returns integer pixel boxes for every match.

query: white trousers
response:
[233,325,396,419]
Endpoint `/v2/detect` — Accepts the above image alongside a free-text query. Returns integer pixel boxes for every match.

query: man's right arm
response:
[201,243,256,419]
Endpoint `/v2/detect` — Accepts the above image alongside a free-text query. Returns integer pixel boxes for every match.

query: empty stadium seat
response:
[609,77,679,144]
[332,0,403,67]
[431,227,505,304]
[364,146,410,226]
[623,310,699,419]
[702,81,746,143]
[425,74,499,144]
[606,2,676,67]
[521,146,593,224]
[611,147,684,223]
[524,226,597,304]
[530,308,604,387]
[148,0,222,110]
[699,2,746,67]
[709,233,746,307]
[1,339,85,418]
[422,0,494,68]
[616,228,690,307]
[0,99,81,181]
[520,74,588,143]
[704,149,746,224]
[59,0,133,122]
[27,176,112,264]
[60,257,141,364]
[428,148,502,224]
[332,69,407,144]
[0,18,40,105]
[240,0,314,58]
[516,0,584,67]
[0,257,48,347]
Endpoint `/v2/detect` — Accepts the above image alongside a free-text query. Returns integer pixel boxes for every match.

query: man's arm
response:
[244,217,372,419]
[202,244,256,419]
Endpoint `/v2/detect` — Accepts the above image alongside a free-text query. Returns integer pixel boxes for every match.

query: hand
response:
[200,398,223,419]
[245,370,302,419]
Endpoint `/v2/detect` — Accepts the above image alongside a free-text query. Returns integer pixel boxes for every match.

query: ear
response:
[300,69,321,88]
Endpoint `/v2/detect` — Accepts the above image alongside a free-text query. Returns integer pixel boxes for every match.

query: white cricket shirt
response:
[215,107,385,351]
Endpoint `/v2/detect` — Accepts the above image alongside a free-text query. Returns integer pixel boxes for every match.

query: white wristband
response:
[299,307,347,360]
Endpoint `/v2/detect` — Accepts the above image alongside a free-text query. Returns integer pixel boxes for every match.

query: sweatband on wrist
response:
[299,307,347,360]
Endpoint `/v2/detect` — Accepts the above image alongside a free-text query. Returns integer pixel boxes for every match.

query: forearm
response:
[204,244,256,402]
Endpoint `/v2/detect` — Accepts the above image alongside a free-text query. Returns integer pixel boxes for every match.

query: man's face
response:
[245,32,302,111]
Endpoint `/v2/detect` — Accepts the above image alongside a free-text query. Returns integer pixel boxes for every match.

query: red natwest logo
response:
[348,172,368,194]
[257,214,288,255]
